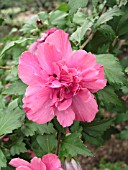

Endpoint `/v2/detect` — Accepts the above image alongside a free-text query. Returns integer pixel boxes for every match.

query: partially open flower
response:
[63,159,82,170]
[9,154,63,170]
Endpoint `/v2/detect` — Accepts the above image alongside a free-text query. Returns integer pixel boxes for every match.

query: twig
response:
[0,66,11,70]
[0,134,6,140]
[80,31,95,49]
[56,131,61,156]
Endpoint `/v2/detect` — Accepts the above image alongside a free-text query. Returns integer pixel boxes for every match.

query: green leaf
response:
[116,111,128,124]
[96,54,125,85]
[36,135,57,154]
[0,38,27,57]
[20,15,38,34]
[96,7,123,27]
[82,119,113,146]
[70,19,93,43]
[60,132,93,157]
[97,86,122,106]
[3,80,27,96]
[0,149,7,168]
[38,11,48,22]
[10,139,27,156]
[0,18,4,25]
[21,121,55,137]
[118,125,128,139]
[68,0,89,15]
[73,11,86,25]
[0,107,23,136]
[49,10,68,26]
[56,3,69,12]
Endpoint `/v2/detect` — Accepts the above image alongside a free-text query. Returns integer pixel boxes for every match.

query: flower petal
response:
[23,86,54,124]
[18,51,44,86]
[57,98,72,111]
[72,89,98,122]
[42,154,62,170]
[67,50,96,70]
[46,30,72,59]
[9,158,30,168]
[30,157,46,170]
[17,166,32,170]
[55,107,75,127]
[37,43,62,75]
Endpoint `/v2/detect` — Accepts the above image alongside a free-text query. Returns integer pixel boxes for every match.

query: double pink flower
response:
[18,29,107,127]
[9,154,63,170]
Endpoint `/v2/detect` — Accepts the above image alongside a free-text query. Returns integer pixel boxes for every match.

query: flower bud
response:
[63,159,82,170]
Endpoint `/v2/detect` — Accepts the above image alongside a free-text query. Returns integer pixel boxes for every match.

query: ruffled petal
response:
[37,43,62,74]
[67,50,96,70]
[42,154,62,170]
[30,157,46,170]
[18,51,44,86]
[9,158,30,168]
[46,30,72,59]
[23,86,54,124]
[72,89,98,122]
[55,107,75,127]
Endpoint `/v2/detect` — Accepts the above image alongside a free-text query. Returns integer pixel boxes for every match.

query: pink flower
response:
[29,28,57,54]
[18,29,107,127]
[27,150,36,158]
[2,137,9,142]
[9,154,63,170]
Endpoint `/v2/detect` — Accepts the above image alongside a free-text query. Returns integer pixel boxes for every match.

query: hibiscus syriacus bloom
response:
[9,154,63,170]
[18,29,107,127]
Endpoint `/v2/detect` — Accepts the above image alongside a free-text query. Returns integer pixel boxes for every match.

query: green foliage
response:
[96,54,126,85]
[68,0,88,15]
[36,135,57,154]
[82,119,113,146]
[60,132,93,157]
[0,149,7,168]
[118,125,128,139]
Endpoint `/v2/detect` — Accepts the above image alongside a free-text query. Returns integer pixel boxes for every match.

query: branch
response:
[56,131,61,155]
[0,66,11,70]
[80,31,95,49]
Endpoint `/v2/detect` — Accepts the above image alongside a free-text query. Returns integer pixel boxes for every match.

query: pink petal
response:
[9,158,30,168]
[17,167,32,170]
[46,30,72,59]
[29,42,38,54]
[67,50,96,70]
[30,157,46,170]
[37,43,62,74]
[18,52,44,86]
[42,154,62,170]
[72,89,98,122]
[55,107,75,127]
[57,98,72,111]
[23,86,54,124]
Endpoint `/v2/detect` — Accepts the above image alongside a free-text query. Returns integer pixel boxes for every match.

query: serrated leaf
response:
[49,10,68,26]
[0,107,23,136]
[70,19,93,43]
[82,119,113,146]
[38,11,48,22]
[96,7,123,27]
[0,38,27,57]
[60,132,93,157]
[96,54,125,85]
[68,0,89,15]
[0,149,7,168]
[36,135,57,154]
[3,80,27,96]
[10,139,27,156]
[22,121,55,137]
[97,86,122,106]
[117,12,128,36]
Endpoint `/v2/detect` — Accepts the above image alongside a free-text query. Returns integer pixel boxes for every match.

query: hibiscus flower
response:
[18,29,107,127]
[9,154,63,170]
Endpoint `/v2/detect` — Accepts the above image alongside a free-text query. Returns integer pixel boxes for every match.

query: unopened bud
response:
[63,159,82,170]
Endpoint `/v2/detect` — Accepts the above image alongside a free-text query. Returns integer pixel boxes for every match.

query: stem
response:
[80,31,95,49]
[0,134,6,140]
[56,131,61,156]
[0,66,11,70]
